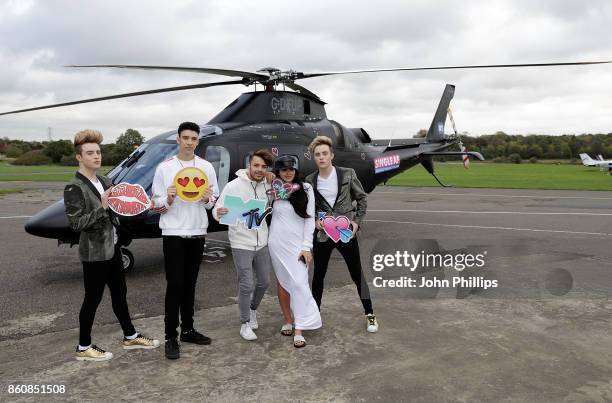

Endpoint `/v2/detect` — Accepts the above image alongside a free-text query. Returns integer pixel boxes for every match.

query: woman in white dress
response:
[268,155,322,348]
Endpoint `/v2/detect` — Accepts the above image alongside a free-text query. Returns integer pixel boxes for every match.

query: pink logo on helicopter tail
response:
[374,154,400,173]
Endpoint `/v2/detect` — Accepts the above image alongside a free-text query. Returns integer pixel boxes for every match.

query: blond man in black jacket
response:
[306,136,379,333]
[64,130,159,361]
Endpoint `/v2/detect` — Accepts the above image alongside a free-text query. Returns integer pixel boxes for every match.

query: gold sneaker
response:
[122,334,160,350]
[76,345,113,361]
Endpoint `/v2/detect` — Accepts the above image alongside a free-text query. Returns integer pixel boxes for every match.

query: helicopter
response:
[2,60,609,271]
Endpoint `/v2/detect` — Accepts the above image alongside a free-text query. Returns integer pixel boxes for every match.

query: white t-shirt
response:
[151,155,219,236]
[317,168,338,208]
[89,177,118,245]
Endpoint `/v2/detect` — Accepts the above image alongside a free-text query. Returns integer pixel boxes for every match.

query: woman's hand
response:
[299,250,312,266]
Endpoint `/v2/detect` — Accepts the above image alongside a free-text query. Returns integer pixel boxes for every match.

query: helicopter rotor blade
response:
[0,79,244,116]
[67,64,269,82]
[284,81,320,99]
[297,60,612,79]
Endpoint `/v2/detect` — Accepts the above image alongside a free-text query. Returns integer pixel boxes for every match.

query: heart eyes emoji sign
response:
[173,167,208,202]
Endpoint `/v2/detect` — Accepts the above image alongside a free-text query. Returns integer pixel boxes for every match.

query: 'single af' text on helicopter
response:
[2,60,609,271]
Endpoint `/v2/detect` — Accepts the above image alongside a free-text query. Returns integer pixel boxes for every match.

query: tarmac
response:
[1,183,611,402]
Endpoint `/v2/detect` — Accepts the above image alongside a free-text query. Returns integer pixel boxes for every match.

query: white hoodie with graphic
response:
[212,169,270,251]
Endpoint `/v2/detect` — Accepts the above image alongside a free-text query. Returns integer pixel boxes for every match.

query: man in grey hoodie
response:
[213,149,274,341]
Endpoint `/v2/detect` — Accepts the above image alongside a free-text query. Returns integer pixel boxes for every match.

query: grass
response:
[0,161,610,191]
[387,162,612,191]
[0,161,112,182]
[0,188,22,195]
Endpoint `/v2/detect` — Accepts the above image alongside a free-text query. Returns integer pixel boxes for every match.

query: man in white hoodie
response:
[151,121,219,359]
[213,149,273,341]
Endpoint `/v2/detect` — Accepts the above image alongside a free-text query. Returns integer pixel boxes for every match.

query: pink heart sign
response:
[322,215,353,243]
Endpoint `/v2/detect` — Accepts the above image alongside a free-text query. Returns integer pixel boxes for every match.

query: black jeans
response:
[163,236,205,339]
[79,246,136,346]
[312,237,373,315]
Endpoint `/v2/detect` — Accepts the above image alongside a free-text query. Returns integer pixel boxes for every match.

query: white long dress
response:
[269,184,322,330]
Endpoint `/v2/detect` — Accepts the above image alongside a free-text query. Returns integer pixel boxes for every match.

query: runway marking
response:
[369,209,612,216]
[364,219,612,237]
[373,191,612,200]
[0,215,33,219]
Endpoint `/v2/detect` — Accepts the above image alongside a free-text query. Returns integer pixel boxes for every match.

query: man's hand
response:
[299,250,313,266]
[201,186,213,203]
[350,221,359,238]
[216,207,229,216]
[265,171,276,184]
[167,185,177,205]
[315,220,323,231]
[101,187,112,210]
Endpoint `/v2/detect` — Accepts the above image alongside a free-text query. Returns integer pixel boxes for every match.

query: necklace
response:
[177,156,196,168]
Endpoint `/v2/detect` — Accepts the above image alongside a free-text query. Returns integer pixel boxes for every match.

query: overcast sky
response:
[0,0,611,142]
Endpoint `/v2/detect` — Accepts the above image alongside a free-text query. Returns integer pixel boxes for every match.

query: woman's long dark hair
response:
[276,169,310,219]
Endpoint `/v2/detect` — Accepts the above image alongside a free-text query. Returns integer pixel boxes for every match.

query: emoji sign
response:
[173,167,208,202]
[321,214,353,243]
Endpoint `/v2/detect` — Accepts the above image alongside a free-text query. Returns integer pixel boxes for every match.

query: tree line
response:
[0,129,145,166]
[410,131,611,163]
[1,130,611,165]
[459,132,612,161]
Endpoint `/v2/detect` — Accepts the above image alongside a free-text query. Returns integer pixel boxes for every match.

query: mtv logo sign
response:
[219,195,271,230]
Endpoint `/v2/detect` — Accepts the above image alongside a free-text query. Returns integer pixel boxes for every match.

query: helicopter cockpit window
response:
[331,121,345,148]
[111,142,179,192]
[204,145,230,191]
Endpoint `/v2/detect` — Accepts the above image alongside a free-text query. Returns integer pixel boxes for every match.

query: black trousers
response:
[312,237,373,315]
[80,246,136,346]
[163,236,205,339]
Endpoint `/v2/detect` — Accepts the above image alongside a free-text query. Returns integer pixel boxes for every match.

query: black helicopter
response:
[2,61,608,270]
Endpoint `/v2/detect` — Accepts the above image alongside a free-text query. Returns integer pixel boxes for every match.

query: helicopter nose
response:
[24,199,75,240]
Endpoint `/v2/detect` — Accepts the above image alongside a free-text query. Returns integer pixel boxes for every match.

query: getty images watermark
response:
[372,249,497,290]
[366,239,587,299]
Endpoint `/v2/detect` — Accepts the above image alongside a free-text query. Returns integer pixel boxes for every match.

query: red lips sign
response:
[107,183,151,216]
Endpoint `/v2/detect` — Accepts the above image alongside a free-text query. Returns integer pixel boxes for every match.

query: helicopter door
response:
[203,145,231,192]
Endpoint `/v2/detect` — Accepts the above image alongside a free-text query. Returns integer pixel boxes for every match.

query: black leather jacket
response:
[64,172,120,262]
[306,166,367,243]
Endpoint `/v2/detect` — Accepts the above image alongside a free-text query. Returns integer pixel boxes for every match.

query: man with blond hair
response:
[305,135,379,333]
[64,130,159,361]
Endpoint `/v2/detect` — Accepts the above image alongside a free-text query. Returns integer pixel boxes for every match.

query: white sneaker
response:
[240,323,257,341]
[366,314,379,333]
[249,309,258,330]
